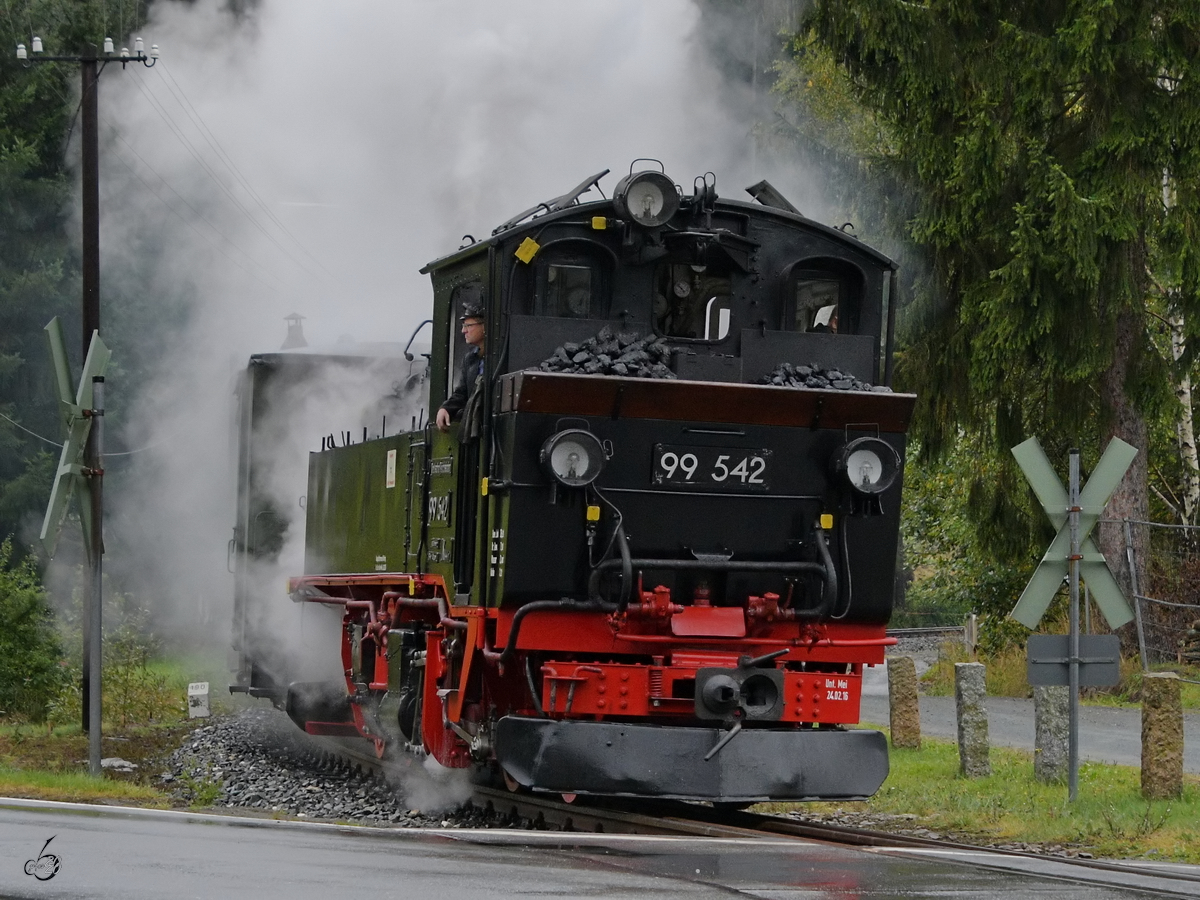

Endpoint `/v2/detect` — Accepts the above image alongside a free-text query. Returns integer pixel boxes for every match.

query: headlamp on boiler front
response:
[835,436,900,497]
[540,429,605,488]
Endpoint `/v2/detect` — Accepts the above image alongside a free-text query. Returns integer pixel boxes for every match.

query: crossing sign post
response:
[1010,437,1136,801]
[40,316,110,778]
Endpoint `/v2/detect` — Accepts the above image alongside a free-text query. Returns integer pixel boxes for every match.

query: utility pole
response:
[81,48,99,360]
[18,34,158,777]
[80,46,100,752]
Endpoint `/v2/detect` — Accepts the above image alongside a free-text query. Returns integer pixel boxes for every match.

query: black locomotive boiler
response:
[231,166,915,803]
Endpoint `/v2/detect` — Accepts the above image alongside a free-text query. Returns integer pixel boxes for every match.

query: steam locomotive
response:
[230,166,914,803]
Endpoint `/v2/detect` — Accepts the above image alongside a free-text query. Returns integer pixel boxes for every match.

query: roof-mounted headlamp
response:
[613,171,679,228]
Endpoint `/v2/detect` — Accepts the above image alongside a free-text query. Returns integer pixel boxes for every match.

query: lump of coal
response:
[755,361,890,393]
[536,329,677,380]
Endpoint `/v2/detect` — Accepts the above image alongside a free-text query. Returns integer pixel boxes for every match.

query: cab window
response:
[794,275,842,333]
[534,248,608,319]
[449,280,484,377]
[654,263,733,341]
[785,260,863,334]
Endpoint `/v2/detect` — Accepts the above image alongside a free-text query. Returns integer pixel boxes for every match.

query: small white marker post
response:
[187,682,211,718]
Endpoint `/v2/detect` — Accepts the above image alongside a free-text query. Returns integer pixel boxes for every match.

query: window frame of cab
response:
[523,238,614,321]
[779,257,867,336]
[429,260,488,410]
[449,278,486,384]
[652,258,737,344]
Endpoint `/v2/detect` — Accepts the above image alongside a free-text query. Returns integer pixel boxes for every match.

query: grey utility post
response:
[40,321,109,776]
[1067,449,1081,801]
[86,377,104,775]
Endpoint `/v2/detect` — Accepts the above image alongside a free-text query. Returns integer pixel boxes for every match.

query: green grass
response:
[764,734,1200,862]
[0,766,169,806]
[918,643,1200,709]
[146,652,254,718]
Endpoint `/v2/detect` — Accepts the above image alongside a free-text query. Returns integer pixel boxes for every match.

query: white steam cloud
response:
[79,1,818,655]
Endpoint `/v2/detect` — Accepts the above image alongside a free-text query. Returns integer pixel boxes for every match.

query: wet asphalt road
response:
[3,799,1198,899]
[860,659,1200,772]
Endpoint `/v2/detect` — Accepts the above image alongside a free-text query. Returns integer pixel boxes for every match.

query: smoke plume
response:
[74,1,819,664]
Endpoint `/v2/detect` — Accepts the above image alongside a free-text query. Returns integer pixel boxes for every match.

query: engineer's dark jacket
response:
[441,347,485,440]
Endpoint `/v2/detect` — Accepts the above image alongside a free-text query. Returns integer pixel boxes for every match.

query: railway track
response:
[301,727,1200,897]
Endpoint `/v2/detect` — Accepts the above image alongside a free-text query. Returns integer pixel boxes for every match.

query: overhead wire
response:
[2,0,17,42]
[0,409,168,457]
[12,8,331,297]
[2,5,302,461]
[155,60,335,279]
[105,126,286,293]
[126,68,330,286]
[38,74,286,294]
[0,410,63,448]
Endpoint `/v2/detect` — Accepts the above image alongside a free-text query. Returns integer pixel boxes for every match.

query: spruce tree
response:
[805,1,1200,597]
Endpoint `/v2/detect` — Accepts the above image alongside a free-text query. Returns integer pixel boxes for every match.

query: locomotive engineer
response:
[435,303,486,435]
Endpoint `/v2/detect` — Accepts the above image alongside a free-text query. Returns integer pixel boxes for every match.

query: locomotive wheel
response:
[397,690,418,743]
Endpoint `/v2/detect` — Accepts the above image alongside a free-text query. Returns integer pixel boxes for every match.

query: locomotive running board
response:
[495,716,889,802]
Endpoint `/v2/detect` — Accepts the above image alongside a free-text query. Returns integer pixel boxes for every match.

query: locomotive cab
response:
[278,167,914,802]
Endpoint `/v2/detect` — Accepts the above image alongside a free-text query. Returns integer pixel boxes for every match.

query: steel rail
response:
[296,728,1200,896]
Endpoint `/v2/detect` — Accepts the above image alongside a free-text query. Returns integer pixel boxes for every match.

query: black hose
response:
[808,527,839,620]
[587,523,634,608]
[616,521,633,609]
[497,598,617,667]
[524,655,546,717]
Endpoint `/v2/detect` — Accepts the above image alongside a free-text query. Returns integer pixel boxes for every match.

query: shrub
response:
[48,586,181,729]
[0,539,66,722]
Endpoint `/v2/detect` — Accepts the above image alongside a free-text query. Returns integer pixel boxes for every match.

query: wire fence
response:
[1121,518,1200,672]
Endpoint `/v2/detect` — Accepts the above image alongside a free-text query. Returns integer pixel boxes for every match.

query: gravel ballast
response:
[163,708,504,828]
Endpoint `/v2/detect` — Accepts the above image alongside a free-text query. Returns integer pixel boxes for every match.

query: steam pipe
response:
[381,591,441,611]
[614,633,896,647]
[495,598,617,667]
[343,599,378,625]
[379,591,466,631]
[524,656,546,717]
[587,546,837,619]
[300,592,467,633]
[590,557,825,574]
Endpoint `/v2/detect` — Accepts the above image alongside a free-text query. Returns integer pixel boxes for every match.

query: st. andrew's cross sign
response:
[40,317,110,558]
[1009,437,1136,631]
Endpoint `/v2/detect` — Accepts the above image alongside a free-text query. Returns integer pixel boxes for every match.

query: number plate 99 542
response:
[652,444,771,492]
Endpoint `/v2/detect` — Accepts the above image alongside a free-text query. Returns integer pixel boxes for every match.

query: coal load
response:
[537,326,676,379]
[756,362,892,392]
